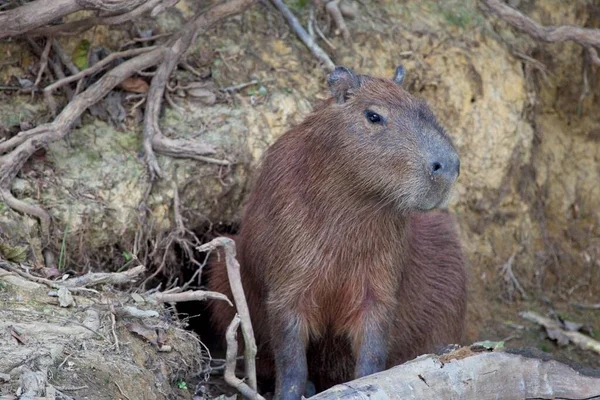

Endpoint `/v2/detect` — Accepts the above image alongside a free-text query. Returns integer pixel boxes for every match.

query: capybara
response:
[206,66,467,399]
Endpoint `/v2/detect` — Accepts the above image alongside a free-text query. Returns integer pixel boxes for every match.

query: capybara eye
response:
[365,110,383,125]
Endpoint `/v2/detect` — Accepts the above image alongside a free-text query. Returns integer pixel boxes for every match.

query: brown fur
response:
[206,67,467,396]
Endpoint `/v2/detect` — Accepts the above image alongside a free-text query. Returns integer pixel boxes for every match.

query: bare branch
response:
[325,1,350,43]
[61,265,147,288]
[224,315,266,400]
[33,38,53,88]
[571,302,600,310]
[0,0,80,39]
[0,0,149,39]
[142,0,253,178]
[0,48,164,187]
[32,0,164,37]
[198,237,258,392]
[480,0,600,65]
[44,46,158,94]
[270,0,335,71]
[0,261,98,294]
[151,289,232,305]
[0,0,253,260]
[0,189,51,241]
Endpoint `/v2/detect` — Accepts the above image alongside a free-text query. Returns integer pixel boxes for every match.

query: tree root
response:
[270,0,335,71]
[151,289,232,305]
[0,0,255,259]
[325,1,351,43]
[224,315,265,400]
[480,0,600,65]
[198,237,259,394]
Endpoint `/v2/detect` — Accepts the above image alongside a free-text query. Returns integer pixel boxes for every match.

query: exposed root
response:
[480,0,600,65]
[44,46,159,95]
[142,1,248,179]
[325,1,351,43]
[60,265,146,288]
[0,260,98,294]
[0,0,255,264]
[198,237,259,392]
[224,315,266,400]
[28,0,164,38]
[32,38,52,89]
[270,0,335,71]
[498,251,528,302]
[571,302,600,310]
[152,290,232,305]
[0,188,51,242]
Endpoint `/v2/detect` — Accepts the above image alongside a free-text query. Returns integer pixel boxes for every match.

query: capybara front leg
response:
[352,316,388,379]
[271,313,308,400]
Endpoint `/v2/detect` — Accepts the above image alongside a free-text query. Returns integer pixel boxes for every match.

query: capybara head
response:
[322,66,460,211]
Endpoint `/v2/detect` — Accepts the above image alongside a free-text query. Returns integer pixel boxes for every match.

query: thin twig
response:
[224,315,265,400]
[325,1,351,43]
[315,22,336,50]
[307,5,315,39]
[571,303,600,310]
[0,261,97,294]
[45,46,158,94]
[498,251,528,301]
[220,78,274,93]
[198,237,258,392]
[270,0,335,71]
[33,37,53,88]
[52,39,80,76]
[120,33,172,49]
[110,304,120,352]
[53,386,88,391]
[480,0,600,65]
[114,381,132,400]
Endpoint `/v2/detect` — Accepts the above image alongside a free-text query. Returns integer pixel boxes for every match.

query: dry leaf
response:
[119,77,149,93]
[126,322,159,346]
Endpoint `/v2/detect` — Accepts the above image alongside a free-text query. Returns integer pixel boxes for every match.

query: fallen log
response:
[310,347,600,400]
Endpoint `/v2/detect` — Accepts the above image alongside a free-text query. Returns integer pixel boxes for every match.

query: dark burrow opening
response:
[168,222,278,395]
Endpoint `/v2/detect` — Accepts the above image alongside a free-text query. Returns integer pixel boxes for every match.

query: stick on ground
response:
[520,311,600,355]
[151,289,232,305]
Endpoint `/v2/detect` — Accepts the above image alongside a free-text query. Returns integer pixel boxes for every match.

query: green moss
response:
[288,0,309,12]
[540,343,552,352]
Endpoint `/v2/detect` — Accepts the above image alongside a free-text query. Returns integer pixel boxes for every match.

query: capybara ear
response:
[328,66,361,103]
[393,65,405,85]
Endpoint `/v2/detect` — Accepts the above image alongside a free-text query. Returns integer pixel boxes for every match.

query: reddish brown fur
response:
[206,68,467,396]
